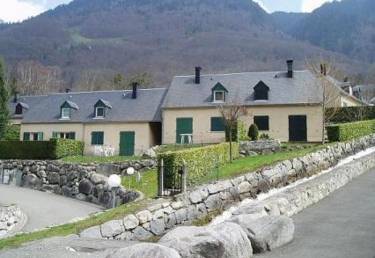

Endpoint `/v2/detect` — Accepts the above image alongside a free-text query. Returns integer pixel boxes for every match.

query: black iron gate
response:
[158,160,187,196]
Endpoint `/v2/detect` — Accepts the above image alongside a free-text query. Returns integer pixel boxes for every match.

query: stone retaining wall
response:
[80,134,375,241]
[0,205,26,239]
[0,161,141,208]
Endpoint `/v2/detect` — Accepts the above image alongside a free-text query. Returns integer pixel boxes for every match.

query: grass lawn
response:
[194,143,326,185]
[61,155,142,164]
[122,169,158,199]
[157,143,210,153]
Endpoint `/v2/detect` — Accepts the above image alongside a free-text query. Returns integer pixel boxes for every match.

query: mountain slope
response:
[0,0,358,89]
[283,0,375,63]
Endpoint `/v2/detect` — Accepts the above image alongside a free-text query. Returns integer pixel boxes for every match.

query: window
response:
[23,132,43,141]
[254,81,270,101]
[254,116,269,131]
[211,117,225,132]
[91,131,104,145]
[214,91,225,102]
[15,104,23,115]
[61,107,71,119]
[52,132,76,140]
[95,107,105,118]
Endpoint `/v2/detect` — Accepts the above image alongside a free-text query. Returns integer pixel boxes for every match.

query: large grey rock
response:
[108,243,181,258]
[136,210,152,224]
[123,214,139,230]
[90,174,108,185]
[232,202,267,218]
[159,222,252,258]
[132,226,153,241]
[100,220,124,238]
[231,215,294,253]
[80,226,102,239]
[79,179,95,195]
[22,174,41,188]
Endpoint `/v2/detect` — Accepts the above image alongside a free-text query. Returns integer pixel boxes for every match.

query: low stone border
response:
[0,205,27,239]
[79,134,375,241]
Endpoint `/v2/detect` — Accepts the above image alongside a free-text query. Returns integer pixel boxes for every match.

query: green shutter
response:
[23,132,30,141]
[211,117,225,132]
[69,132,76,140]
[52,132,58,138]
[37,132,44,141]
[91,132,104,145]
[176,118,193,144]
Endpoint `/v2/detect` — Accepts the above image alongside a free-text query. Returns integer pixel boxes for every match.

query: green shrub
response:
[326,119,375,142]
[248,124,259,141]
[0,139,84,159]
[238,121,250,141]
[259,133,270,140]
[2,125,20,141]
[326,106,375,123]
[158,143,239,186]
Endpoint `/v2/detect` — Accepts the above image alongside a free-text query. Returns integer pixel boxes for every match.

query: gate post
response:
[181,161,187,193]
[158,159,164,196]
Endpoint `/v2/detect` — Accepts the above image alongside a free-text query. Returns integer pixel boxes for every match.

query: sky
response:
[0,0,338,23]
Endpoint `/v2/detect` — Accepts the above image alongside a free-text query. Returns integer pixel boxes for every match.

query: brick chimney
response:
[132,82,138,99]
[195,67,202,84]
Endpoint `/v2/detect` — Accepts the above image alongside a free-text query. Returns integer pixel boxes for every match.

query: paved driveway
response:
[258,169,375,258]
[0,185,102,232]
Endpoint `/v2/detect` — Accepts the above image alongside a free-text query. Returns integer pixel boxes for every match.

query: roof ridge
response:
[174,70,309,78]
[19,87,167,98]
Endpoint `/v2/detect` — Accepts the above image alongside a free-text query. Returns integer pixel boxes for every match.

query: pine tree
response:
[0,58,9,140]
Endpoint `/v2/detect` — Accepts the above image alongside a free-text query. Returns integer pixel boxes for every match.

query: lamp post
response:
[108,174,121,209]
[127,167,135,190]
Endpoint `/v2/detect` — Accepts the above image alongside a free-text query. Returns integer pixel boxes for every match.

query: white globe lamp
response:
[127,167,135,175]
[108,174,121,189]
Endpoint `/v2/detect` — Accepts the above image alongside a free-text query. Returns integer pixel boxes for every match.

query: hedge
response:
[158,142,239,186]
[0,139,84,160]
[326,120,375,142]
[326,106,375,123]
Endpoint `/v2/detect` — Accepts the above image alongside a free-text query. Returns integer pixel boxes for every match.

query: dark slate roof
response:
[162,70,323,108]
[10,88,167,124]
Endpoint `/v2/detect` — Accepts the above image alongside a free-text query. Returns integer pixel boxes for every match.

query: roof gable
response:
[211,82,228,93]
[95,99,112,109]
[253,80,270,91]
[61,100,79,110]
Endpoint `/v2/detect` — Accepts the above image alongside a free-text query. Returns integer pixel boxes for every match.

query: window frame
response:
[95,107,105,118]
[210,117,225,132]
[213,90,225,102]
[91,131,104,145]
[60,107,71,119]
[23,132,43,141]
[254,116,270,131]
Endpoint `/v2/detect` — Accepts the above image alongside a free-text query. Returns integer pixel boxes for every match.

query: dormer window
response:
[254,81,270,101]
[15,102,29,116]
[61,107,71,119]
[94,99,112,119]
[95,107,105,118]
[211,82,228,103]
[60,100,79,120]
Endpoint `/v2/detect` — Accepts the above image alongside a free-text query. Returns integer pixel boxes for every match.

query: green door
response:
[176,118,193,144]
[120,132,135,156]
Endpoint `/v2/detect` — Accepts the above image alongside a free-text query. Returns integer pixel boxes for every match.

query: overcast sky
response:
[0,0,338,23]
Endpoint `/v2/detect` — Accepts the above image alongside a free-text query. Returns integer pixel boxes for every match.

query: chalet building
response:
[161,61,363,144]
[9,85,166,156]
[9,60,364,156]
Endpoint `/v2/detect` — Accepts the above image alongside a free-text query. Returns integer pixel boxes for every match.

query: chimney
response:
[286,60,293,78]
[13,91,19,103]
[132,82,138,99]
[195,67,202,84]
[65,88,71,93]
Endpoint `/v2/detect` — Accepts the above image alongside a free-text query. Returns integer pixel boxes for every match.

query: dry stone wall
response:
[0,161,144,208]
[80,134,375,241]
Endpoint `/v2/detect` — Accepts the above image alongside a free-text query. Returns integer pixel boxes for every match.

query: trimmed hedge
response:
[158,142,239,186]
[0,139,84,160]
[326,120,375,142]
[326,106,375,123]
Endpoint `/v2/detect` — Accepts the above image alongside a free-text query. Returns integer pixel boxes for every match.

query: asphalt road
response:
[0,185,102,232]
[257,169,375,258]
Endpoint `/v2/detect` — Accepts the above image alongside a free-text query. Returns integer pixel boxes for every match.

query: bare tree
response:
[13,60,64,95]
[218,98,247,162]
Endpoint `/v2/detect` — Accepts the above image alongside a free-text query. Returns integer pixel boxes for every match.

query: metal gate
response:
[0,166,23,186]
[157,160,187,196]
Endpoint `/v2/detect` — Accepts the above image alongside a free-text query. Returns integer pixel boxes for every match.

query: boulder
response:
[123,214,139,230]
[232,202,267,219]
[108,243,181,258]
[159,222,252,258]
[100,220,124,238]
[78,179,95,195]
[22,174,41,188]
[90,173,108,185]
[136,210,152,224]
[231,215,294,253]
